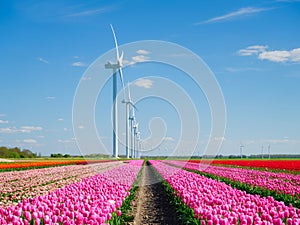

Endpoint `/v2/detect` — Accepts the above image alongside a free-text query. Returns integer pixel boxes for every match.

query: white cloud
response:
[212,136,226,141]
[0,128,16,134]
[122,52,151,66]
[134,78,153,89]
[58,118,64,121]
[136,49,150,55]
[225,67,263,72]
[268,139,289,144]
[0,126,42,134]
[23,139,37,144]
[58,139,74,143]
[132,55,149,63]
[21,126,43,132]
[197,7,272,25]
[72,61,86,67]
[0,120,8,124]
[162,137,174,142]
[262,137,297,144]
[239,46,300,63]
[258,50,290,62]
[66,7,111,17]
[78,125,84,129]
[45,96,55,100]
[63,128,68,131]
[37,135,45,138]
[37,57,49,64]
[238,45,268,56]
[260,48,300,62]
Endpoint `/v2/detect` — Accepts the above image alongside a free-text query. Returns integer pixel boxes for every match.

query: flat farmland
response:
[0,159,299,224]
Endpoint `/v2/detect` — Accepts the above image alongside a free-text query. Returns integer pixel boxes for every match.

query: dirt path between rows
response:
[129,164,180,225]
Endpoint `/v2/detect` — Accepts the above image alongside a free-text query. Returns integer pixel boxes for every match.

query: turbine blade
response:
[118,67,126,100]
[129,102,138,111]
[119,51,124,65]
[110,24,120,60]
[128,83,132,102]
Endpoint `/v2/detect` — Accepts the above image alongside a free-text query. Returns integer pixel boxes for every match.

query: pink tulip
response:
[116,210,122,216]
[24,211,31,221]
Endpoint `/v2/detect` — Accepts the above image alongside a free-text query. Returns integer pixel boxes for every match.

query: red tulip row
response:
[188,159,300,172]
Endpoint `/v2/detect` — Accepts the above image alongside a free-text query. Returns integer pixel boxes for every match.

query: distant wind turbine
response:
[105,24,126,158]
[122,84,137,158]
[137,131,141,158]
[128,89,138,158]
[133,122,138,158]
[240,144,244,159]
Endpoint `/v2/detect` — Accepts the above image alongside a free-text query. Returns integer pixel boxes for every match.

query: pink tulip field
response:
[0,160,143,224]
[150,160,300,225]
[166,160,300,198]
[1,159,299,224]
[0,161,123,206]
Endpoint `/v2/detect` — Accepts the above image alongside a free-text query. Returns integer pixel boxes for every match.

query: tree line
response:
[0,146,37,158]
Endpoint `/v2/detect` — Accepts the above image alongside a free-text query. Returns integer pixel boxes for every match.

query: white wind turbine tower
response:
[129,109,135,158]
[268,144,271,159]
[122,84,137,158]
[105,24,126,158]
[129,95,137,158]
[240,144,244,159]
[261,146,264,159]
[133,122,138,158]
[136,131,141,158]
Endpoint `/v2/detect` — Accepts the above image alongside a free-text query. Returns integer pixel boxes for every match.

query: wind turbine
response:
[261,146,264,159]
[122,84,137,158]
[105,24,126,158]
[137,131,141,158]
[129,109,135,158]
[128,95,137,158]
[268,144,271,159]
[240,144,244,159]
[133,122,138,158]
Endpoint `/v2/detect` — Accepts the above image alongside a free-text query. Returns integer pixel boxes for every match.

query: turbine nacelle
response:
[105,61,120,70]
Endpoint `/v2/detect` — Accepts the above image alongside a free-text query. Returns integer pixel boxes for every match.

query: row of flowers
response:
[0,161,123,206]
[188,159,300,172]
[166,160,300,198]
[150,160,300,225]
[0,160,112,171]
[0,160,143,224]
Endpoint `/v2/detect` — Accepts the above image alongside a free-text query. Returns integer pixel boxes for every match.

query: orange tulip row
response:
[0,160,112,170]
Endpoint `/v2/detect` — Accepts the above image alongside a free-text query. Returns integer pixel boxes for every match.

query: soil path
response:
[130,164,180,225]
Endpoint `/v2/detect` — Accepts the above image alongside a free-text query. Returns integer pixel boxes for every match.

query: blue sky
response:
[0,0,300,156]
